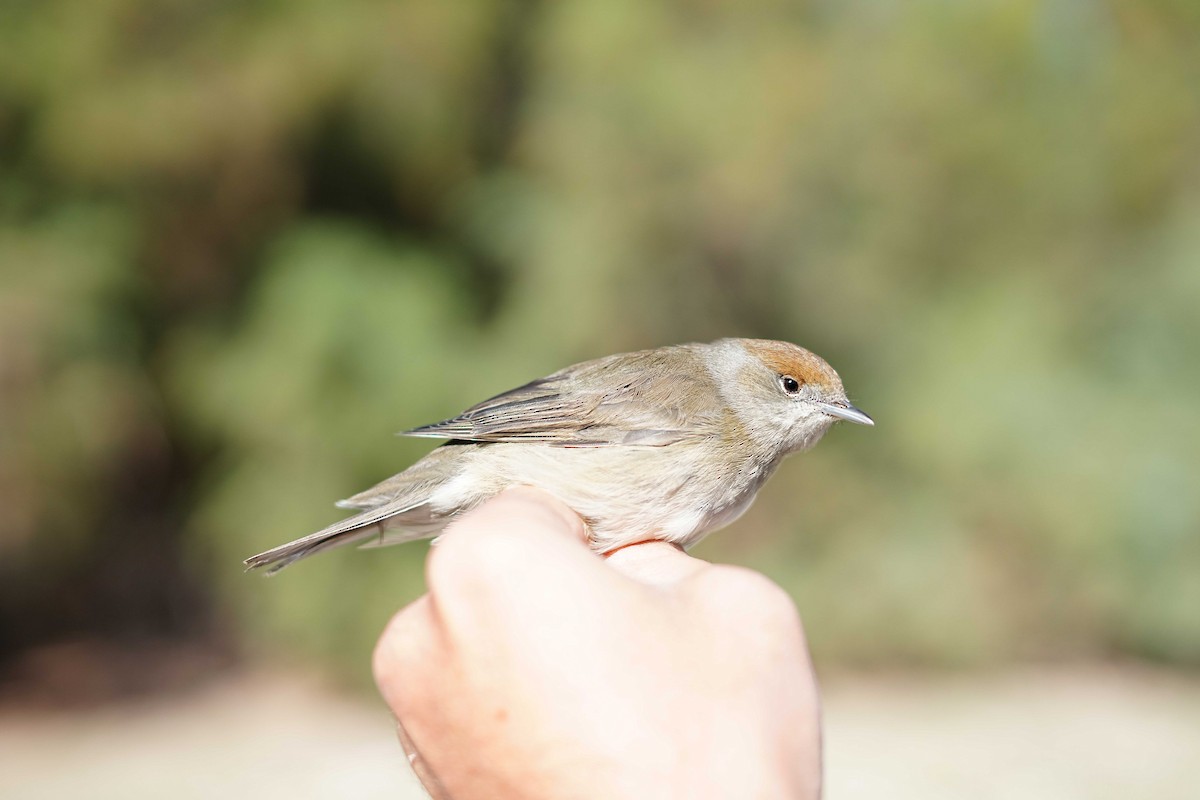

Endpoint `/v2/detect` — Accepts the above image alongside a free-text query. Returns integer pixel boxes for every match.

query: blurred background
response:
[2,0,1198,797]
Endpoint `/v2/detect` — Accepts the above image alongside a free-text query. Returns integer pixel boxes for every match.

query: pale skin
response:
[373,488,823,799]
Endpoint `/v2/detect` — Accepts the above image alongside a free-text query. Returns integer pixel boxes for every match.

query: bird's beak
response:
[819,402,874,426]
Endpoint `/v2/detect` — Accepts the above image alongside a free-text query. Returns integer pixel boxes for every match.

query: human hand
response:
[373,488,822,799]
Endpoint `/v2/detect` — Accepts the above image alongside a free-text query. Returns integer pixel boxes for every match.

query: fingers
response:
[374,599,453,800]
[373,594,440,714]
[417,486,615,650]
[444,486,589,548]
[435,489,711,592]
[427,487,590,586]
[394,718,450,800]
[375,487,587,666]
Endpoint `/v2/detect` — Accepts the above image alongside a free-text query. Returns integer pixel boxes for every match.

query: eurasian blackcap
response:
[246,338,872,573]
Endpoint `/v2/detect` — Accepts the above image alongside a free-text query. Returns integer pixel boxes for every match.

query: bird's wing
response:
[403,347,722,447]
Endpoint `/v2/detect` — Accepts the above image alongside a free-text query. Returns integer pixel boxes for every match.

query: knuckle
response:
[424,529,471,590]
[703,566,804,630]
[487,487,587,541]
[425,525,531,595]
[372,598,433,701]
[424,489,587,594]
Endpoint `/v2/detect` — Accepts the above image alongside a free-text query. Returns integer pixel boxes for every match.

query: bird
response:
[245,338,873,573]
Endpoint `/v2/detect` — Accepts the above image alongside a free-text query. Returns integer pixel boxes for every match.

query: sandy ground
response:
[821,666,1200,800]
[1,665,1197,799]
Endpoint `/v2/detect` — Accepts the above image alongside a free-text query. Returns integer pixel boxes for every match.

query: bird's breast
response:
[452,440,756,550]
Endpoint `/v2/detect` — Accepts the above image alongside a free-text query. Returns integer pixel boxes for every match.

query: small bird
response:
[246,338,872,573]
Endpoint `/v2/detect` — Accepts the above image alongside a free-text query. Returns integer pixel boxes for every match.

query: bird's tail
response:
[244,500,436,575]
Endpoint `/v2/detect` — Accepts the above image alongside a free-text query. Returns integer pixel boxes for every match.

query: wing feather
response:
[403,347,721,447]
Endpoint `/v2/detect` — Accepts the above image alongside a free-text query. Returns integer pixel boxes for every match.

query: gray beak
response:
[819,402,875,426]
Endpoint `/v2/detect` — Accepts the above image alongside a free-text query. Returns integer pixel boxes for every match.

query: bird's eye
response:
[779,375,801,395]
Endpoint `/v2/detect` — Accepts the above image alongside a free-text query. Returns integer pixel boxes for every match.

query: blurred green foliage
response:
[2,0,1198,678]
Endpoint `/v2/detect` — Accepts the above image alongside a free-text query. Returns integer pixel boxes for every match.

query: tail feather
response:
[247,443,473,573]
[244,499,432,574]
